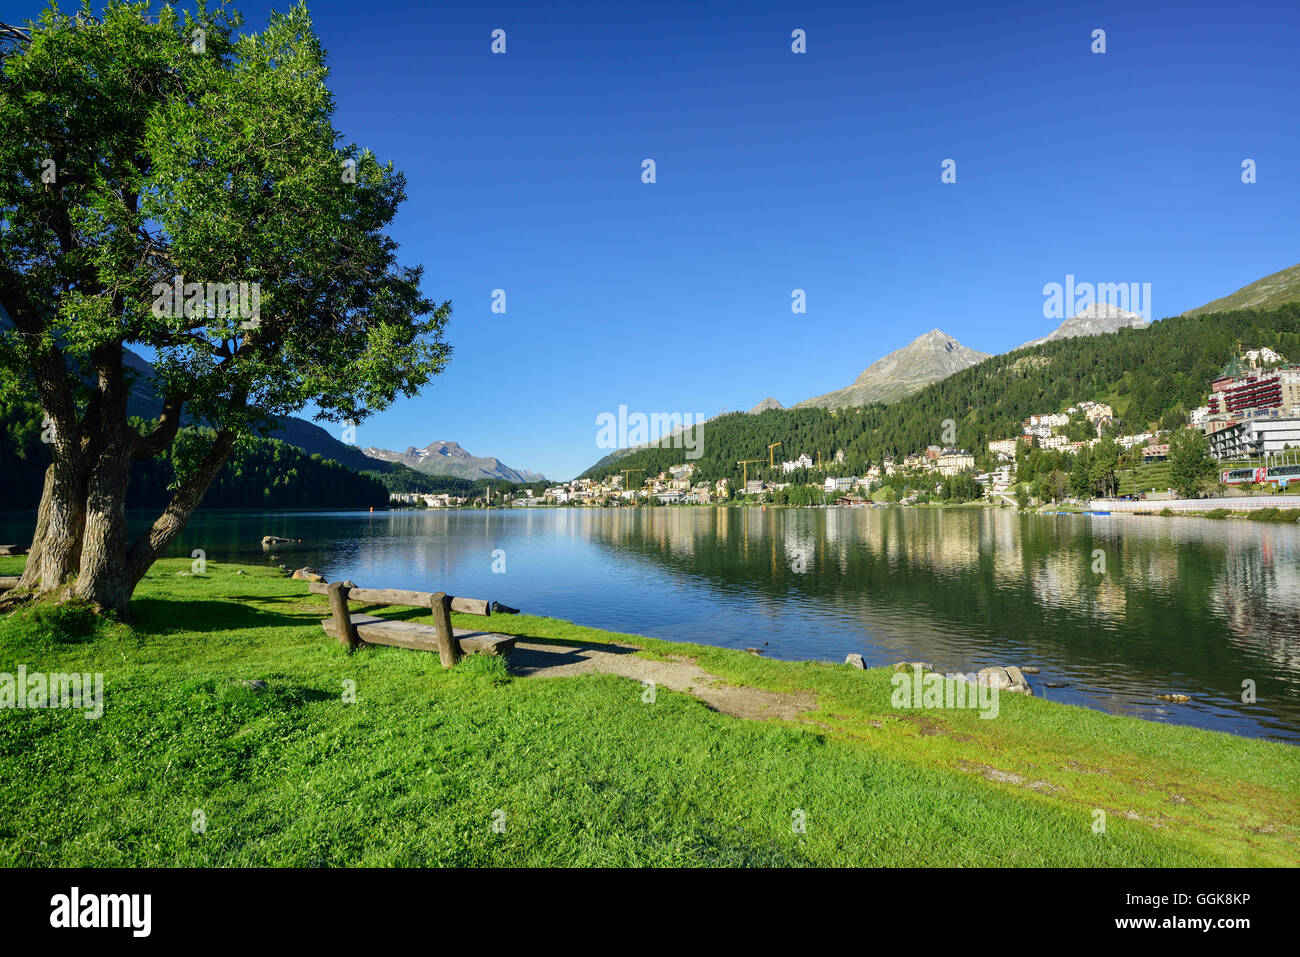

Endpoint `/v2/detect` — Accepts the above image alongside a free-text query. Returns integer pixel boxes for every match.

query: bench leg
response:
[431,591,460,669]
[327,581,359,652]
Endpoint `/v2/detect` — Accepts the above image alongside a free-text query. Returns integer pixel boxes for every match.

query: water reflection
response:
[0,506,1296,742]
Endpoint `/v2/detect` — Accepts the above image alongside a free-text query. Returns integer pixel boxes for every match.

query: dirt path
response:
[508,638,816,721]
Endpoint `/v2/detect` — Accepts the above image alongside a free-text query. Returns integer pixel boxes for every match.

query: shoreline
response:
[0,557,1296,866]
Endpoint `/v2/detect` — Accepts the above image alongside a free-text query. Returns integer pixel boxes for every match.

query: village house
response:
[936,448,975,476]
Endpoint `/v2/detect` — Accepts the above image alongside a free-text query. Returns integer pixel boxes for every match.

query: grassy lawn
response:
[1117,462,1171,496]
[1,556,1297,867]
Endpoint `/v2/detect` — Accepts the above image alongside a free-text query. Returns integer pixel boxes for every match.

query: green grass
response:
[1,557,1297,867]
[1117,463,1171,496]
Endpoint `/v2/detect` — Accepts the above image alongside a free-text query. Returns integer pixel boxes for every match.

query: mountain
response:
[362,440,546,483]
[1184,262,1300,316]
[793,329,991,409]
[748,397,784,414]
[1019,303,1150,349]
[580,301,1300,483]
[117,346,386,473]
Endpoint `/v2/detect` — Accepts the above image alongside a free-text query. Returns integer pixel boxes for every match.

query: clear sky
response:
[14,0,1300,479]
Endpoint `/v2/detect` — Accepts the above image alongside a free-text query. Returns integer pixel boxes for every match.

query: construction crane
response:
[767,442,782,468]
[621,468,645,492]
[817,450,823,471]
[737,459,764,492]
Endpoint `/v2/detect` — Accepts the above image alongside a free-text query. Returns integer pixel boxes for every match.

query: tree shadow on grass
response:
[129,597,327,634]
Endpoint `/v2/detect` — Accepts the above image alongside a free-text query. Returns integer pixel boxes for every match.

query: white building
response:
[1068,401,1114,423]
[1025,413,1070,429]
[781,453,814,473]
[936,449,975,476]
[1117,432,1153,450]
[1208,417,1300,460]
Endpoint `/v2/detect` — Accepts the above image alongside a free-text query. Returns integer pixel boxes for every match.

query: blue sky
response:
[16,0,1300,478]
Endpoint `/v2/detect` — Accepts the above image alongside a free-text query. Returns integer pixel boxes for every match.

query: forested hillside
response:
[0,399,390,511]
[582,303,1300,485]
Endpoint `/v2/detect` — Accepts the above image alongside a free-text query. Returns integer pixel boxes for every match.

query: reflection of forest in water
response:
[3,505,1294,740]
[581,507,1300,741]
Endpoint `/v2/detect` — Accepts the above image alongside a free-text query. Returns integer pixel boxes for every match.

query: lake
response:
[3,506,1298,743]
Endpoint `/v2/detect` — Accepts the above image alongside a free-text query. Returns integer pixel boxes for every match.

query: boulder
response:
[491,601,520,615]
[261,535,294,546]
[975,667,1014,691]
[240,679,269,691]
[1021,666,1041,674]
[892,661,935,674]
[845,653,865,669]
[291,567,325,582]
[1004,665,1034,696]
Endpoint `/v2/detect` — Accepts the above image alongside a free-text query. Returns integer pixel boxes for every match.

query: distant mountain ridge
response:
[1018,302,1150,350]
[362,440,546,483]
[1185,262,1300,317]
[793,329,992,409]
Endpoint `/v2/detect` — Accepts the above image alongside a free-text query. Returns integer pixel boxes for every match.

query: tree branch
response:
[132,394,186,459]
[126,427,239,588]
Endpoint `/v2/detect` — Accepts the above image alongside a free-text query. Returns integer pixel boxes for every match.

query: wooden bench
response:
[310,581,517,668]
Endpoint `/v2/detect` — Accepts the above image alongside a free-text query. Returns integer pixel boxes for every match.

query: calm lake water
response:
[3,506,1298,743]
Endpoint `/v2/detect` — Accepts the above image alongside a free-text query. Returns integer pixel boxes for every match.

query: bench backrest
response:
[306,581,490,616]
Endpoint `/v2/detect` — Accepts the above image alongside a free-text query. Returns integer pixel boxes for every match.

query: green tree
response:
[1044,469,1069,503]
[0,4,449,613]
[1069,449,1091,498]
[1015,483,1029,509]
[1168,428,1216,498]
[1089,437,1120,498]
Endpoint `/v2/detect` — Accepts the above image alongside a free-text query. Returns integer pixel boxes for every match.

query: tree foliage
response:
[0,3,450,611]
[1168,428,1217,499]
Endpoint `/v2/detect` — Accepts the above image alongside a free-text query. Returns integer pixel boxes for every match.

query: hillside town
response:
[390,350,1300,508]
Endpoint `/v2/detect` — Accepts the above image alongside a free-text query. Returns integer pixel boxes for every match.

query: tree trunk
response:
[72,428,134,613]
[16,451,87,598]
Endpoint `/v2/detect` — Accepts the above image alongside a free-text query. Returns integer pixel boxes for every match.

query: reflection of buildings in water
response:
[777,512,826,577]
[925,515,981,574]
[1219,545,1300,673]
[975,510,1027,585]
[1027,549,1126,621]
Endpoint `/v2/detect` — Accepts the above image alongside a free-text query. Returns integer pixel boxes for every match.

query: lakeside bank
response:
[1,556,1297,866]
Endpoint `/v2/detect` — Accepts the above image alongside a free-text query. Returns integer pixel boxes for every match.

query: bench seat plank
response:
[321,613,516,657]
[306,581,490,616]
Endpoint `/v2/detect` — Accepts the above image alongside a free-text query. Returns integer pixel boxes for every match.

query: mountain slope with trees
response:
[581,303,1300,487]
